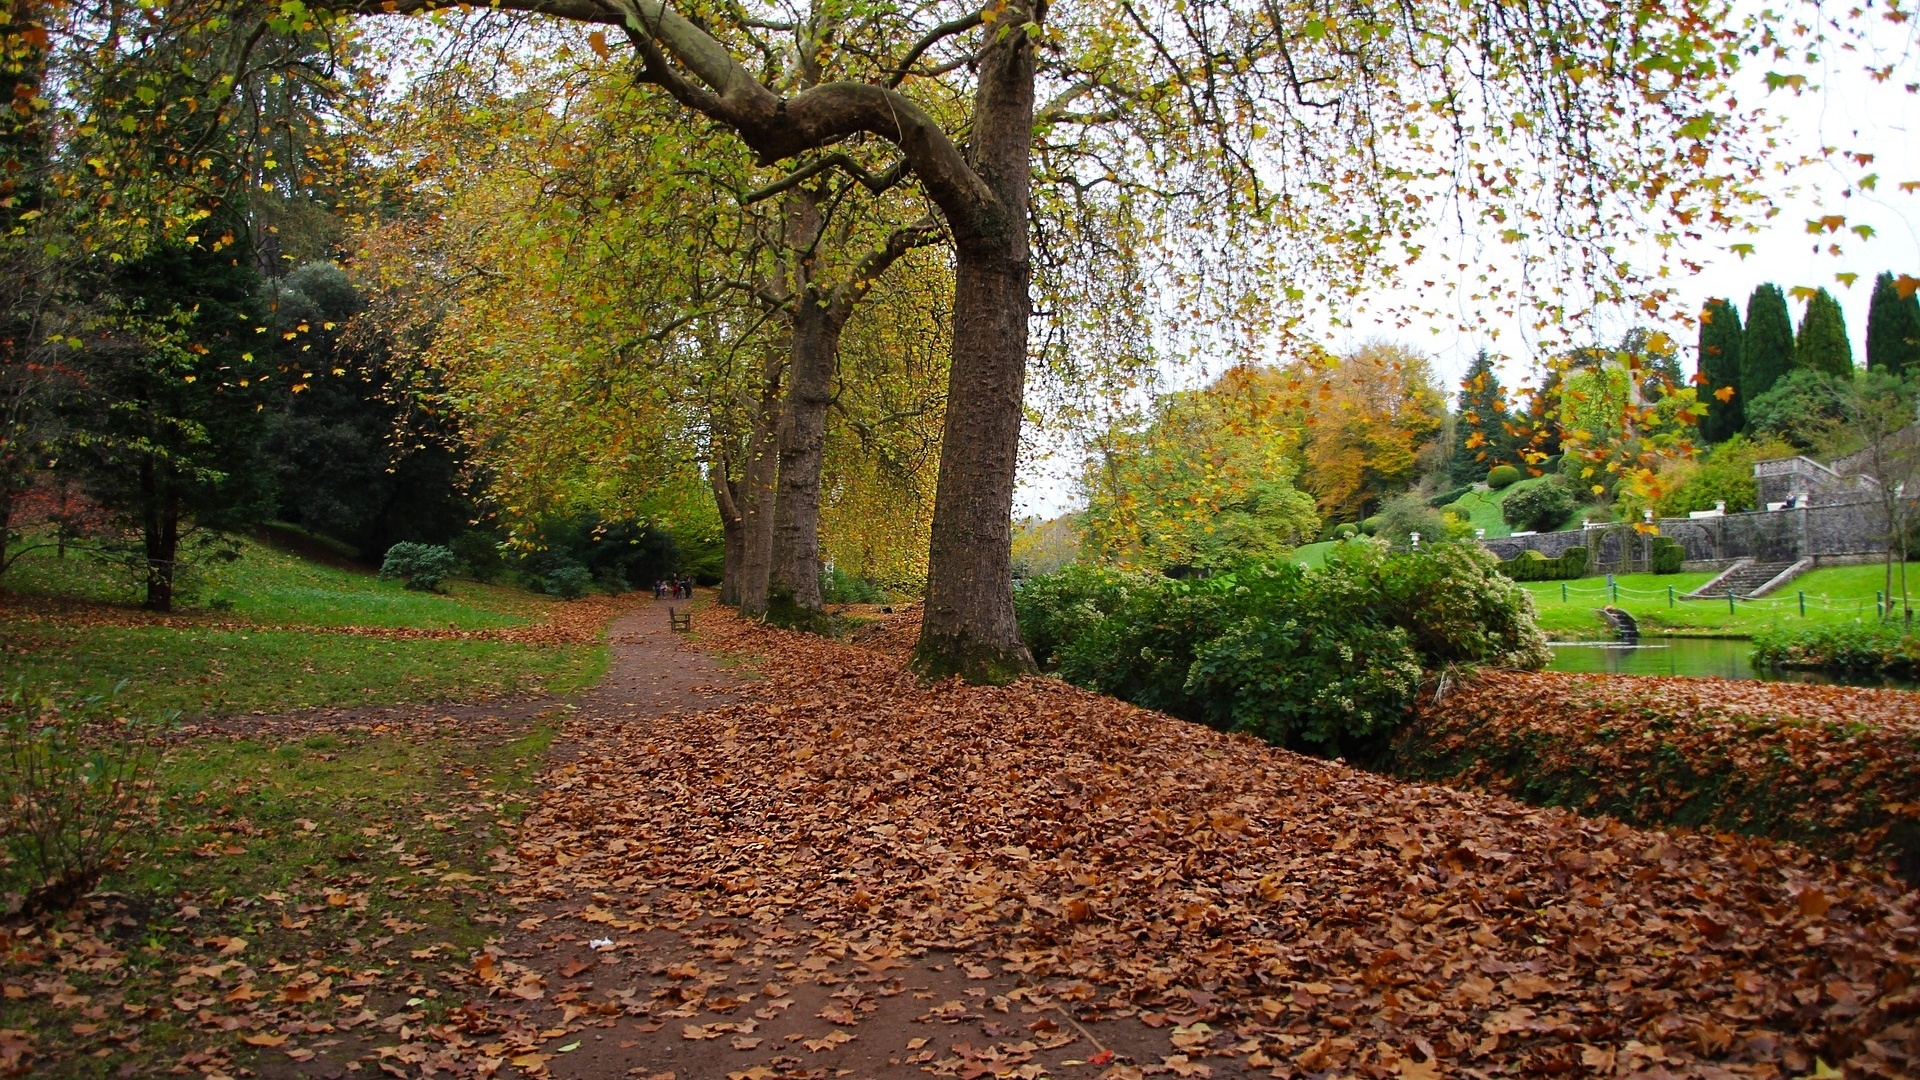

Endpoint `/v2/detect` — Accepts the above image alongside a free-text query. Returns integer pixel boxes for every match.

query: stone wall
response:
[1484,498,1894,571]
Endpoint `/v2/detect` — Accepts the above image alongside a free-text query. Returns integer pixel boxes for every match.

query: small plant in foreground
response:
[0,689,166,917]
[380,542,460,592]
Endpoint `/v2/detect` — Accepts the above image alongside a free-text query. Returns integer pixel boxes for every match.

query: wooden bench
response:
[668,607,692,633]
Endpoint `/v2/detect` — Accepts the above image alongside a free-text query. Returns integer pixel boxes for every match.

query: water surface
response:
[1543,636,1920,691]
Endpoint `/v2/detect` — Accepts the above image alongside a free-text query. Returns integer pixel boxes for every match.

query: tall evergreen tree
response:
[1697,297,1745,443]
[69,234,276,611]
[1450,350,1517,483]
[1866,272,1920,376]
[1794,287,1854,378]
[1742,283,1796,411]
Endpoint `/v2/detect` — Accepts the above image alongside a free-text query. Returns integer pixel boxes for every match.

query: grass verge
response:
[1,719,559,1078]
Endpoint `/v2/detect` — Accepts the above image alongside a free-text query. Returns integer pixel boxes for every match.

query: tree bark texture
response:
[710,461,744,606]
[735,354,783,617]
[766,299,839,624]
[909,10,1039,683]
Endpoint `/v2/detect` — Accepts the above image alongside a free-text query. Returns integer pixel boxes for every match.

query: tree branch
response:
[886,9,984,88]
[828,216,944,324]
[742,153,910,205]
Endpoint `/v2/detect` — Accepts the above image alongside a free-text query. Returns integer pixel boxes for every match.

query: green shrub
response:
[1,690,165,917]
[1335,524,1358,539]
[1650,537,1685,574]
[1358,515,1382,536]
[1752,624,1920,674]
[821,567,885,604]
[1496,545,1588,581]
[449,531,506,583]
[1016,544,1548,756]
[1486,465,1522,489]
[379,542,460,592]
[539,564,594,600]
[1427,486,1472,509]
[1501,480,1577,532]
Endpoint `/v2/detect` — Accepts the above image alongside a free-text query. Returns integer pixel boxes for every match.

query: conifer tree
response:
[1450,350,1515,483]
[1866,272,1920,377]
[1794,287,1854,379]
[1696,297,1744,443]
[1742,284,1795,411]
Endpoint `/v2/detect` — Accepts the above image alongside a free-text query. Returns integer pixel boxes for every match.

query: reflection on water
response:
[1543,637,1920,691]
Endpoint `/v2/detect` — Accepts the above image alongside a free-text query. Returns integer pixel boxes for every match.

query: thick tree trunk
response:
[910,14,1039,683]
[711,461,744,606]
[766,302,840,627]
[736,347,784,617]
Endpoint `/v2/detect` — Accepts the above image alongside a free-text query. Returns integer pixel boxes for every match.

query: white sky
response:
[1015,13,1920,519]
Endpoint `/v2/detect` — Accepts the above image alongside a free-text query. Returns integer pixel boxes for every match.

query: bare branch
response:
[886,9,984,89]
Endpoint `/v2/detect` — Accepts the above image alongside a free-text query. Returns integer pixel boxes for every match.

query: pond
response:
[1543,636,1920,691]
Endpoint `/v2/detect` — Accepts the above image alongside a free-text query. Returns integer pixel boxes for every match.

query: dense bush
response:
[541,564,595,600]
[1016,543,1548,756]
[1495,545,1588,581]
[1752,624,1920,675]
[449,530,507,583]
[1,691,164,916]
[520,511,682,594]
[1427,485,1472,509]
[821,566,886,604]
[1357,515,1382,536]
[379,542,460,592]
[1500,480,1577,532]
[1650,537,1686,574]
[1335,523,1358,539]
[1374,493,1451,546]
[1486,464,1522,489]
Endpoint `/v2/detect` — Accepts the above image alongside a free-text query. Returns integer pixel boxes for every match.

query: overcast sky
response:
[1015,15,1920,519]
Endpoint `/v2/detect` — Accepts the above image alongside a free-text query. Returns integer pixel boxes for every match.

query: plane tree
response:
[326,0,1771,681]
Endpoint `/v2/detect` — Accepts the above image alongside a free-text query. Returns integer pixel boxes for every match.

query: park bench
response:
[668,607,691,633]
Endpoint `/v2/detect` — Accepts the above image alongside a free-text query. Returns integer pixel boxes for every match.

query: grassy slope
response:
[1,536,607,716]
[1521,561,1920,639]
[1445,475,1574,538]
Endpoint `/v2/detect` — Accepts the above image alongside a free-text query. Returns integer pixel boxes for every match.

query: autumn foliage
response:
[1397,670,1920,879]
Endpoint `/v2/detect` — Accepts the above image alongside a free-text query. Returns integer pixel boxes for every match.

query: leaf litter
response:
[6,600,1919,1079]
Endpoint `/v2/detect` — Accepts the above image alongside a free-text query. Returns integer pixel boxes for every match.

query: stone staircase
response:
[1686,559,1802,599]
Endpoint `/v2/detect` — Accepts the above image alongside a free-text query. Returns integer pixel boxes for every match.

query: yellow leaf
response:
[240,1032,287,1047]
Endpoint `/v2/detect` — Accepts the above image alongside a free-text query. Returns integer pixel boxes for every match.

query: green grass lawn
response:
[2,532,608,717]
[1521,561,1920,639]
[2,533,543,629]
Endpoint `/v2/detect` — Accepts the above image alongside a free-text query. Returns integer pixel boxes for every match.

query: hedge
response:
[1651,536,1685,574]
[1495,545,1588,581]
[1393,670,1920,880]
[1427,485,1473,509]
[1752,624,1920,675]
[1487,464,1522,488]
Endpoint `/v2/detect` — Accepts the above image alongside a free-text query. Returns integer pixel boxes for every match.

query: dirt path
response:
[472,598,1195,1080]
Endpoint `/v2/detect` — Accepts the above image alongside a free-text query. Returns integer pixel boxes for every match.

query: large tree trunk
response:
[736,346,784,616]
[910,12,1039,683]
[766,301,840,627]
